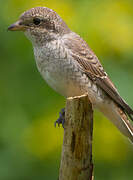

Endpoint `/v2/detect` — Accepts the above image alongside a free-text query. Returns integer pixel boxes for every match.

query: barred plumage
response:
[8,6,133,143]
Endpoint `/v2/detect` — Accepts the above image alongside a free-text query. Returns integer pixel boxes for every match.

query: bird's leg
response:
[54,108,65,128]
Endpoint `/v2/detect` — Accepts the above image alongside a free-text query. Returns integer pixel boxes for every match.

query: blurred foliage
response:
[0,0,133,179]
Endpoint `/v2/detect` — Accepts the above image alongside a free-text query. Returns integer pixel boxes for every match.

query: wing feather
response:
[64,33,133,120]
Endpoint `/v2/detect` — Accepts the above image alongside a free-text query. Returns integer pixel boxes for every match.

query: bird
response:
[8,7,133,143]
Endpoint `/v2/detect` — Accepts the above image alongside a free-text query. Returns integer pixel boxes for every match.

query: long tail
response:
[118,97,133,122]
[99,101,133,143]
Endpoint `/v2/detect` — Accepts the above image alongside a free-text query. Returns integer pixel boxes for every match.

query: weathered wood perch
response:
[59,94,94,180]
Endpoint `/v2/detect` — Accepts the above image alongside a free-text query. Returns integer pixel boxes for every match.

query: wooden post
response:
[59,94,94,180]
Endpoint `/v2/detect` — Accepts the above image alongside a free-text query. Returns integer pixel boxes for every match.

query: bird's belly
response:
[35,57,105,106]
[38,60,102,106]
[40,63,86,97]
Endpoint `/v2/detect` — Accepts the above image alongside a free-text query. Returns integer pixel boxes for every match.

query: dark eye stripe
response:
[33,18,41,25]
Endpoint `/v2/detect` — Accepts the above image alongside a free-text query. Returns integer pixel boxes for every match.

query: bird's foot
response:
[54,108,65,128]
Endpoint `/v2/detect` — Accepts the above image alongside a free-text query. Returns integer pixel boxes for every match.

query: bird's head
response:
[8,7,70,45]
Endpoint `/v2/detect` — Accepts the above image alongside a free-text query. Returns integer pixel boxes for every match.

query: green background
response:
[0,0,133,179]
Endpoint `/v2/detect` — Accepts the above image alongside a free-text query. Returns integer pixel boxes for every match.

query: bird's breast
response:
[34,45,87,97]
[33,42,105,106]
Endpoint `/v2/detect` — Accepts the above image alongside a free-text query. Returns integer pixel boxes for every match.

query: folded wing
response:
[64,33,133,120]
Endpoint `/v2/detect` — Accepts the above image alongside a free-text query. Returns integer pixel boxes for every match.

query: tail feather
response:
[117,106,133,142]
[120,98,133,122]
[99,101,133,143]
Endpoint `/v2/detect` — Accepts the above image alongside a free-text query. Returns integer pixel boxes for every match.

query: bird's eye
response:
[33,18,41,25]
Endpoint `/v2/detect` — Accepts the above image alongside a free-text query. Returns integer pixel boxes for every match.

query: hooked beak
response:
[8,21,26,31]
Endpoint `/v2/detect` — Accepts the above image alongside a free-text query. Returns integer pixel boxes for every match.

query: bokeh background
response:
[1,0,133,179]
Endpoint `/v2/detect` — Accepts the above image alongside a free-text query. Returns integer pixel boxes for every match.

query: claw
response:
[54,108,65,128]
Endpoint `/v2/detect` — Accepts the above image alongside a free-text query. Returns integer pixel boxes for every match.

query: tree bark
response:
[59,94,94,180]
